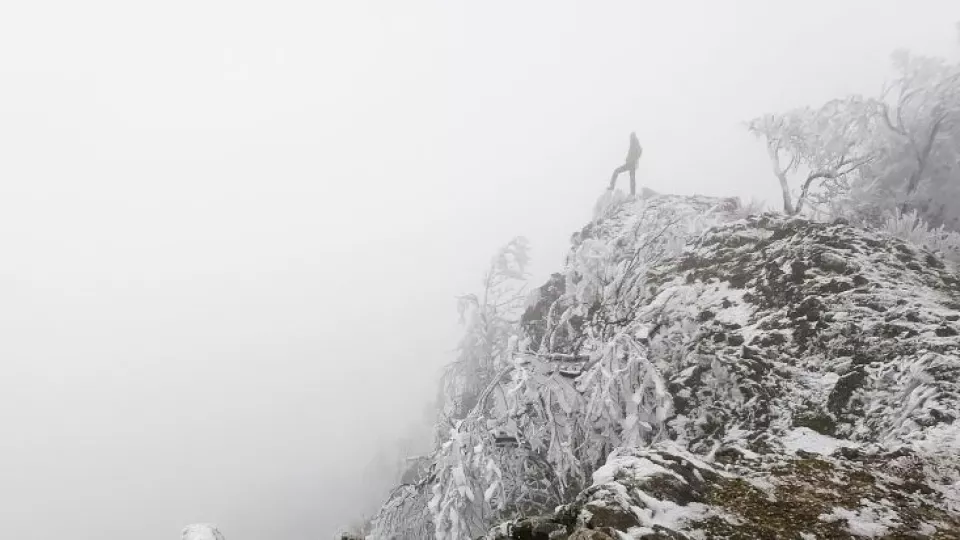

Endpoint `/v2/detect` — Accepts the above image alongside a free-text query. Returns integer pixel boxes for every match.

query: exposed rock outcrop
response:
[489,196,960,539]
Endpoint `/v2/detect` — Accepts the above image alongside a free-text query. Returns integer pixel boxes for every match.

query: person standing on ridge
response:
[608,132,642,196]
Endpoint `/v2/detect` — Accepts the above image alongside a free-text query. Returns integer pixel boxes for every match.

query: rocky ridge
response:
[490,194,960,539]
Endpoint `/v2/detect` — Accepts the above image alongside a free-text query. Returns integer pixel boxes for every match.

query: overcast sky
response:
[0,1,958,539]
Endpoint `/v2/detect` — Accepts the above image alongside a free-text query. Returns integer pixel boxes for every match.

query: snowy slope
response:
[495,195,960,539]
[359,193,960,540]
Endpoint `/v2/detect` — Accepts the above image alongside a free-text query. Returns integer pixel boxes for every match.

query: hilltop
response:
[357,193,960,539]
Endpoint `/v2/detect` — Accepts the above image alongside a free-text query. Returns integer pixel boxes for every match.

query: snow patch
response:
[745,476,777,500]
[782,427,856,456]
[633,490,710,532]
[182,524,226,540]
[592,455,681,487]
[818,501,900,538]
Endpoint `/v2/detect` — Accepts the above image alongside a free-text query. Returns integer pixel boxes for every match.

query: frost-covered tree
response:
[440,236,530,423]
[747,96,880,215]
[749,26,960,228]
[872,49,960,227]
[369,237,531,540]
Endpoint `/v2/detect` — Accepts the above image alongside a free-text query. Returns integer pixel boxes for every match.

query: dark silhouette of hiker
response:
[608,132,642,196]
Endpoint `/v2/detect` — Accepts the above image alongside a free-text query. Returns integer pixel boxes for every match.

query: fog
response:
[0,1,957,539]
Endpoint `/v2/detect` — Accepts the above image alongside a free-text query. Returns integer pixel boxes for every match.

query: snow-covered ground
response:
[364,194,960,539]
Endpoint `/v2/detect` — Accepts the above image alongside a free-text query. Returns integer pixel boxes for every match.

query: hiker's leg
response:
[629,167,636,196]
[609,164,629,190]
[608,168,620,189]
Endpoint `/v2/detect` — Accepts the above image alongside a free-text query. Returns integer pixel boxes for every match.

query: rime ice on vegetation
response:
[181,524,225,540]
[364,193,960,539]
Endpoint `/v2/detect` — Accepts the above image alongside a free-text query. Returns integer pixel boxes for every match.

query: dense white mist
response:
[0,1,957,539]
